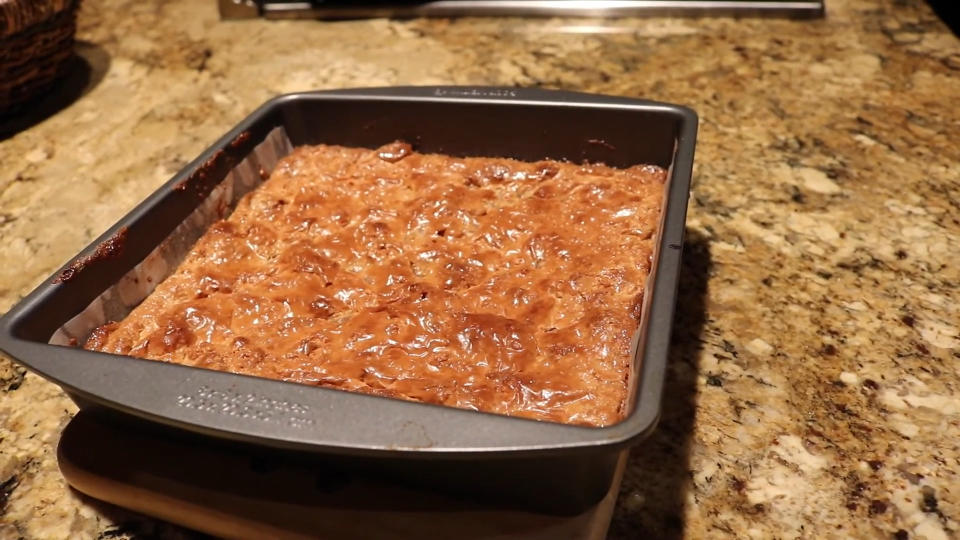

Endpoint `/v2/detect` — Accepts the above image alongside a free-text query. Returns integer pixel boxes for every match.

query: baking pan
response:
[0,86,696,513]
[219,0,826,20]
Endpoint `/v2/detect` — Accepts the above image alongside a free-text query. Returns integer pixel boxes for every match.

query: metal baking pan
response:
[220,0,825,20]
[0,86,696,514]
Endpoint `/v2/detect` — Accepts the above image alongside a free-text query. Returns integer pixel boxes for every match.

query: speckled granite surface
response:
[1,0,959,538]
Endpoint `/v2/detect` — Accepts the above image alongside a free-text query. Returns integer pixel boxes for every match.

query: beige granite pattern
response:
[2,0,959,538]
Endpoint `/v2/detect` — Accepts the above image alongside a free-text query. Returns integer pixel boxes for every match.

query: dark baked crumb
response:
[587,138,616,150]
[229,130,251,150]
[377,141,412,163]
[54,227,128,283]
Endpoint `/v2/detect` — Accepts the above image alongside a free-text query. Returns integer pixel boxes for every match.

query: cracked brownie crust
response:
[86,142,665,427]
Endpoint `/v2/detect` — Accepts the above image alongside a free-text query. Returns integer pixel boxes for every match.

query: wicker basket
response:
[0,0,80,116]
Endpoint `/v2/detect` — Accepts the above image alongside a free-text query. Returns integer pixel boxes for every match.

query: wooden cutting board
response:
[58,412,625,539]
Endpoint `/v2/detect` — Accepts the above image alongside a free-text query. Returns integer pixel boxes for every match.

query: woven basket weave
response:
[0,0,80,116]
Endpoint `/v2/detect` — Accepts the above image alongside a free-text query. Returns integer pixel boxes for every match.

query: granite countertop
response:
[1,0,959,538]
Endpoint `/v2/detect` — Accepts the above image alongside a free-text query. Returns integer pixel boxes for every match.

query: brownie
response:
[86,142,666,427]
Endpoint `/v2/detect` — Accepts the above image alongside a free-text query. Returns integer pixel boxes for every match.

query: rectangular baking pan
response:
[0,86,696,513]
